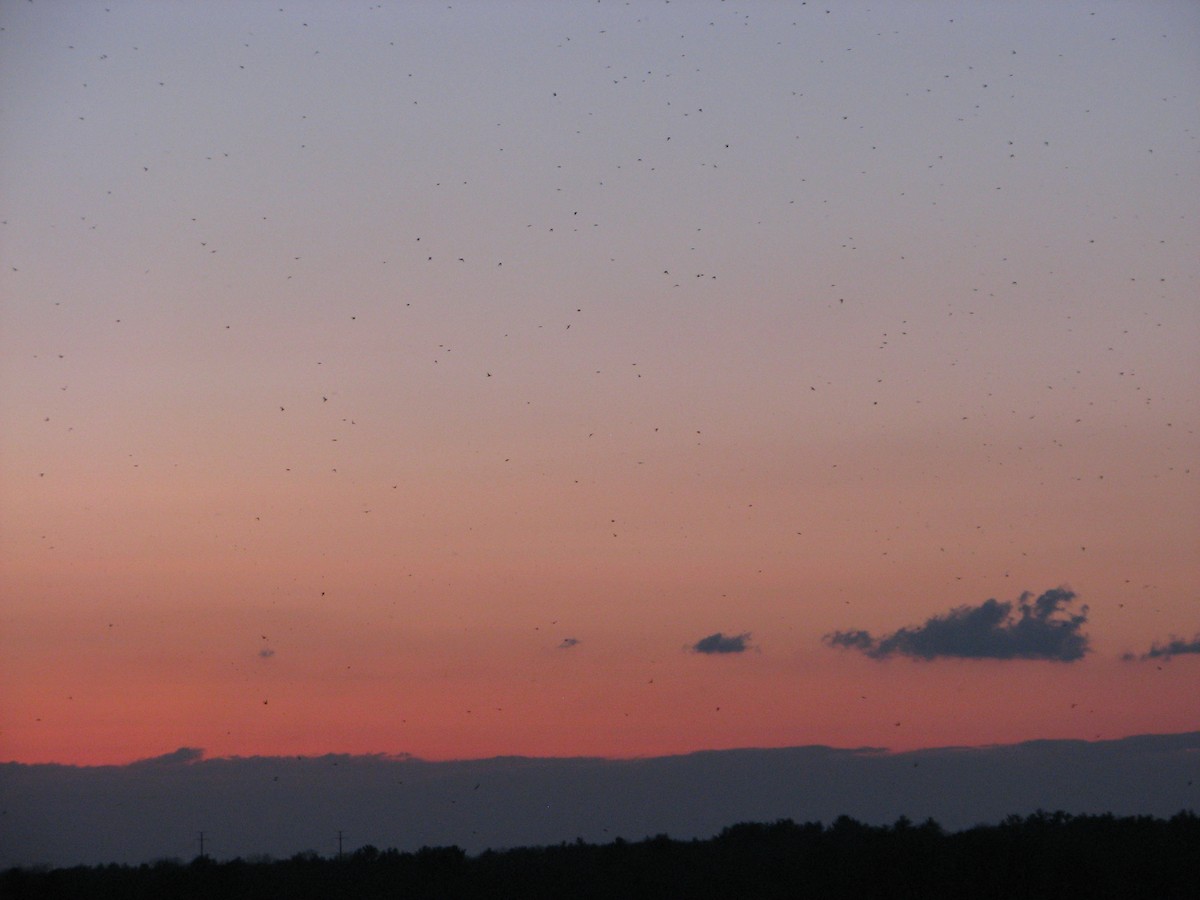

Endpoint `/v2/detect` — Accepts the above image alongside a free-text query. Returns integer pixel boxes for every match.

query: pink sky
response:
[2,1,1197,766]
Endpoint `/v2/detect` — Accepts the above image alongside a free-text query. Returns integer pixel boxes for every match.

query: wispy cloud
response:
[825,588,1089,662]
[692,632,751,654]
[129,747,205,767]
[1122,634,1200,662]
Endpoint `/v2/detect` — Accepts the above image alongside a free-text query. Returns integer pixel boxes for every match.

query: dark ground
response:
[4,810,1198,899]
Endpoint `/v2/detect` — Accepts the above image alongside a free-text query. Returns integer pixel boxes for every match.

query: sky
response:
[1,1,1198,770]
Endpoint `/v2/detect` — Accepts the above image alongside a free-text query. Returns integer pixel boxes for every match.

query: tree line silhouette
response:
[4,810,1197,899]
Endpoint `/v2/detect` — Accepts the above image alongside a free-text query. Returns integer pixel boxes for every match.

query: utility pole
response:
[198,831,206,860]
[337,830,344,860]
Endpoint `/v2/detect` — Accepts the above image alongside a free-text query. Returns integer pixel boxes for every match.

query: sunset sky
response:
[2,1,1197,768]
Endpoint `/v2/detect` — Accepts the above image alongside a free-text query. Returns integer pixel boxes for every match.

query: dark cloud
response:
[692,632,751,654]
[129,747,205,767]
[824,630,873,652]
[824,588,1089,662]
[2,732,1196,868]
[258,647,276,659]
[1123,634,1200,662]
[559,637,580,649]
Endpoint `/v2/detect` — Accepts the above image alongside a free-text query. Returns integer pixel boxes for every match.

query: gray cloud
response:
[2,732,1196,868]
[692,632,751,654]
[825,588,1089,662]
[129,747,205,767]
[559,637,580,649]
[824,630,873,652]
[258,647,276,659]
[1123,634,1200,662]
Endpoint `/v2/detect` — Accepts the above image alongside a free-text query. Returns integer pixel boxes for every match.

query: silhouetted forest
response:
[4,811,1197,899]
